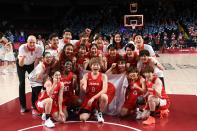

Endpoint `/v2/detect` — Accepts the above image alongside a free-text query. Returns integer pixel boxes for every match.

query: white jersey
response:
[28,62,49,87]
[45,48,59,60]
[135,44,155,57]
[137,57,164,77]
[18,44,43,65]
[58,39,78,53]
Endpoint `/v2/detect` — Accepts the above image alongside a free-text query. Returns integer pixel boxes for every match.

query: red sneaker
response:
[142,116,156,125]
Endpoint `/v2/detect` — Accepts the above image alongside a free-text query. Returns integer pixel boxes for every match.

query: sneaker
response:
[136,110,143,120]
[95,111,104,123]
[141,110,150,119]
[42,113,46,120]
[44,118,55,128]
[142,116,155,125]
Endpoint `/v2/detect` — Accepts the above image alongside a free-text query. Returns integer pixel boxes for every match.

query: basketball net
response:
[131,25,136,30]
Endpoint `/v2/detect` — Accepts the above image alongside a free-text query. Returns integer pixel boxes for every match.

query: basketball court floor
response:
[0,54,197,131]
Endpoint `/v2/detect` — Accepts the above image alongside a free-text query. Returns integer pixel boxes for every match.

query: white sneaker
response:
[42,113,46,120]
[136,110,143,120]
[44,118,55,128]
[96,112,104,123]
[141,110,150,119]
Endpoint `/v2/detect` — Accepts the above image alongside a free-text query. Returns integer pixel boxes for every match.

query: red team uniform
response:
[123,77,143,110]
[81,72,115,111]
[105,53,120,69]
[61,72,79,106]
[36,82,65,114]
[146,76,170,111]
[123,52,138,68]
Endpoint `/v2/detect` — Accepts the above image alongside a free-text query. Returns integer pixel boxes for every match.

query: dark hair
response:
[79,32,88,38]
[43,52,52,57]
[94,34,103,40]
[63,43,74,50]
[64,59,73,66]
[49,33,58,40]
[90,43,98,49]
[142,65,154,73]
[107,44,117,50]
[139,50,150,57]
[117,56,126,63]
[124,43,135,51]
[79,44,87,50]
[63,28,72,35]
[0,32,4,39]
[59,43,74,62]
[112,32,124,48]
[127,67,139,74]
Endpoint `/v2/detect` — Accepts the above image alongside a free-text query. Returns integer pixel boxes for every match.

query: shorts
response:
[36,99,65,115]
[63,95,80,106]
[81,97,99,112]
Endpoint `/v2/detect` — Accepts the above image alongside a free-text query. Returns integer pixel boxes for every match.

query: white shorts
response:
[159,99,167,106]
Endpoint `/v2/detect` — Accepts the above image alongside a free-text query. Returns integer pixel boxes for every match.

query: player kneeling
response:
[35,71,65,128]
[142,65,170,125]
[79,57,109,123]
[120,67,146,118]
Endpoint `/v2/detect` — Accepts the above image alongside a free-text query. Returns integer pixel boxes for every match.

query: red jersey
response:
[105,53,120,69]
[51,82,62,102]
[86,72,103,98]
[127,77,143,97]
[74,41,90,52]
[146,76,168,99]
[61,72,74,96]
[87,52,100,59]
[123,52,138,67]
[76,54,88,68]
[37,82,62,102]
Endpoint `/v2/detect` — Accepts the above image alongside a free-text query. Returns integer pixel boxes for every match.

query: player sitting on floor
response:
[142,65,170,125]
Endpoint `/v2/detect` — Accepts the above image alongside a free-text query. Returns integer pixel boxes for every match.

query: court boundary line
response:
[18,121,142,131]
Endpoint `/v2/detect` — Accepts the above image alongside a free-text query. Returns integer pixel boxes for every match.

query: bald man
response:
[16,35,43,113]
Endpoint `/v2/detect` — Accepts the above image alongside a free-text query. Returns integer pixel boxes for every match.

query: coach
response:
[16,35,43,113]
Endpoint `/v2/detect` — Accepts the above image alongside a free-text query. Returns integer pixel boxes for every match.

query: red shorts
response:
[106,82,116,104]
[63,95,79,106]
[122,91,141,110]
[81,97,99,111]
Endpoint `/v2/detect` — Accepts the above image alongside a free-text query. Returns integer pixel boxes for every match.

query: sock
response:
[46,114,50,120]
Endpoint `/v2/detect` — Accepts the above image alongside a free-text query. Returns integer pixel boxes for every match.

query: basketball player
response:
[79,57,108,123]
[36,71,65,128]
[137,49,165,87]
[123,43,138,69]
[120,67,145,117]
[142,65,170,125]
[28,52,53,114]
[61,60,80,120]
